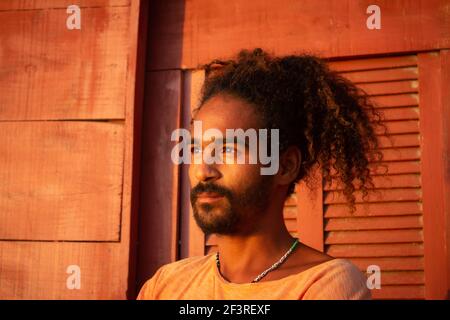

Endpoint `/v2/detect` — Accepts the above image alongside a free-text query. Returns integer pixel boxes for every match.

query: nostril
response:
[195,163,221,182]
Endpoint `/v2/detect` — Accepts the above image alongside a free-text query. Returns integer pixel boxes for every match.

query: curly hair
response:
[195,48,386,213]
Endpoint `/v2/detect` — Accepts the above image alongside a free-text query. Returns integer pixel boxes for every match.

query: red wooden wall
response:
[0,0,147,299]
[1,0,448,300]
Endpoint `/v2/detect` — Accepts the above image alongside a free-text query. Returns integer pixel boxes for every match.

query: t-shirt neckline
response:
[210,253,339,287]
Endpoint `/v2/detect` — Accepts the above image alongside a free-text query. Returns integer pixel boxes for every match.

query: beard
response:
[190,174,273,235]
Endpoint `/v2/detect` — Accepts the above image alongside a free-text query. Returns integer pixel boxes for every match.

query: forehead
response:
[191,94,262,135]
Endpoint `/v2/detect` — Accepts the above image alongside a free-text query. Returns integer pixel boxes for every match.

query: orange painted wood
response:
[371,285,425,299]
[370,94,419,108]
[0,7,129,120]
[377,107,419,122]
[324,202,423,218]
[357,81,419,96]
[329,55,417,72]
[377,134,420,149]
[325,229,423,244]
[375,120,420,135]
[147,0,450,70]
[284,193,297,207]
[0,0,149,299]
[283,206,297,219]
[379,148,421,162]
[0,121,123,241]
[418,52,449,299]
[349,256,424,271]
[329,160,421,176]
[324,173,421,191]
[326,243,424,257]
[136,70,182,287]
[0,242,126,299]
[290,232,299,238]
[378,271,425,285]
[297,166,324,252]
[441,50,450,297]
[324,215,423,231]
[341,67,418,84]
[320,50,428,299]
[180,70,206,259]
[369,161,421,176]
[122,0,148,299]
[325,188,422,204]
[0,0,130,10]
[285,219,297,233]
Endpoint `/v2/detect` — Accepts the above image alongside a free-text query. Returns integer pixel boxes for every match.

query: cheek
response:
[220,163,262,188]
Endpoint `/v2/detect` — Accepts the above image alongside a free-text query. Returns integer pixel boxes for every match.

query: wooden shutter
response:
[297,53,449,300]
[322,55,424,300]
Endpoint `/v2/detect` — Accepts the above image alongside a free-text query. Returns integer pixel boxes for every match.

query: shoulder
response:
[137,254,213,300]
[310,258,366,280]
[286,242,334,274]
[157,254,213,275]
[302,258,371,300]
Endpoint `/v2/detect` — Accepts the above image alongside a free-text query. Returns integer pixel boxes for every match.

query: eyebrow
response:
[190,137,249,148]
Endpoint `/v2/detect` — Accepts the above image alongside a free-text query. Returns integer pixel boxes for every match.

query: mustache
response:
[190,183,233,202]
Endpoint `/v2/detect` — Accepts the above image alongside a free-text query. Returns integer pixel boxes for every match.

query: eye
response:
[223,146,235,154]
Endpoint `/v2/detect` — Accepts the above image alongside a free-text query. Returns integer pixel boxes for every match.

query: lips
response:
[196,192,224,203]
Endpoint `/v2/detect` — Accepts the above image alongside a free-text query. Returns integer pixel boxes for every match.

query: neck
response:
[215,193,296,283]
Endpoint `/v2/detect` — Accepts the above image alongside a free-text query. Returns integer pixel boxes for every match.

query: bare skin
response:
[189,93,333,284]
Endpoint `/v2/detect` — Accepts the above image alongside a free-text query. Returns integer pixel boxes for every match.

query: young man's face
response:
[189,93,275,235]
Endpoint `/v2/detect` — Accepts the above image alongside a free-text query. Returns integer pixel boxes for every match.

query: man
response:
[138,48,383,300]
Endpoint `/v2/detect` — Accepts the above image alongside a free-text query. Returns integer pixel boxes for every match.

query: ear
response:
[275,146,302,187]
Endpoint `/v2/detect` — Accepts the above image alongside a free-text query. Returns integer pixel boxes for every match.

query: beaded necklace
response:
[215,238,300,283]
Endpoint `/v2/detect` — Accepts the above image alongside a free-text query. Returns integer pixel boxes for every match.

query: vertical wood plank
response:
[122,0,148,299]
[180,70,206,258]
[136,70,181,288]
[297,166,324,252]
[440,50,450,298]
[418,51,449,299]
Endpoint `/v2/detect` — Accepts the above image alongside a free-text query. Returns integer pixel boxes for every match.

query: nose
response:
[193,163,221,183]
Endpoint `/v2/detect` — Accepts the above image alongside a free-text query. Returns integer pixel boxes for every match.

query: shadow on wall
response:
[135,0,186,299]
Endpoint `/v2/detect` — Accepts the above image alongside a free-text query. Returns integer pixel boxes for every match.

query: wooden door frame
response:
[417,50,450,299]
